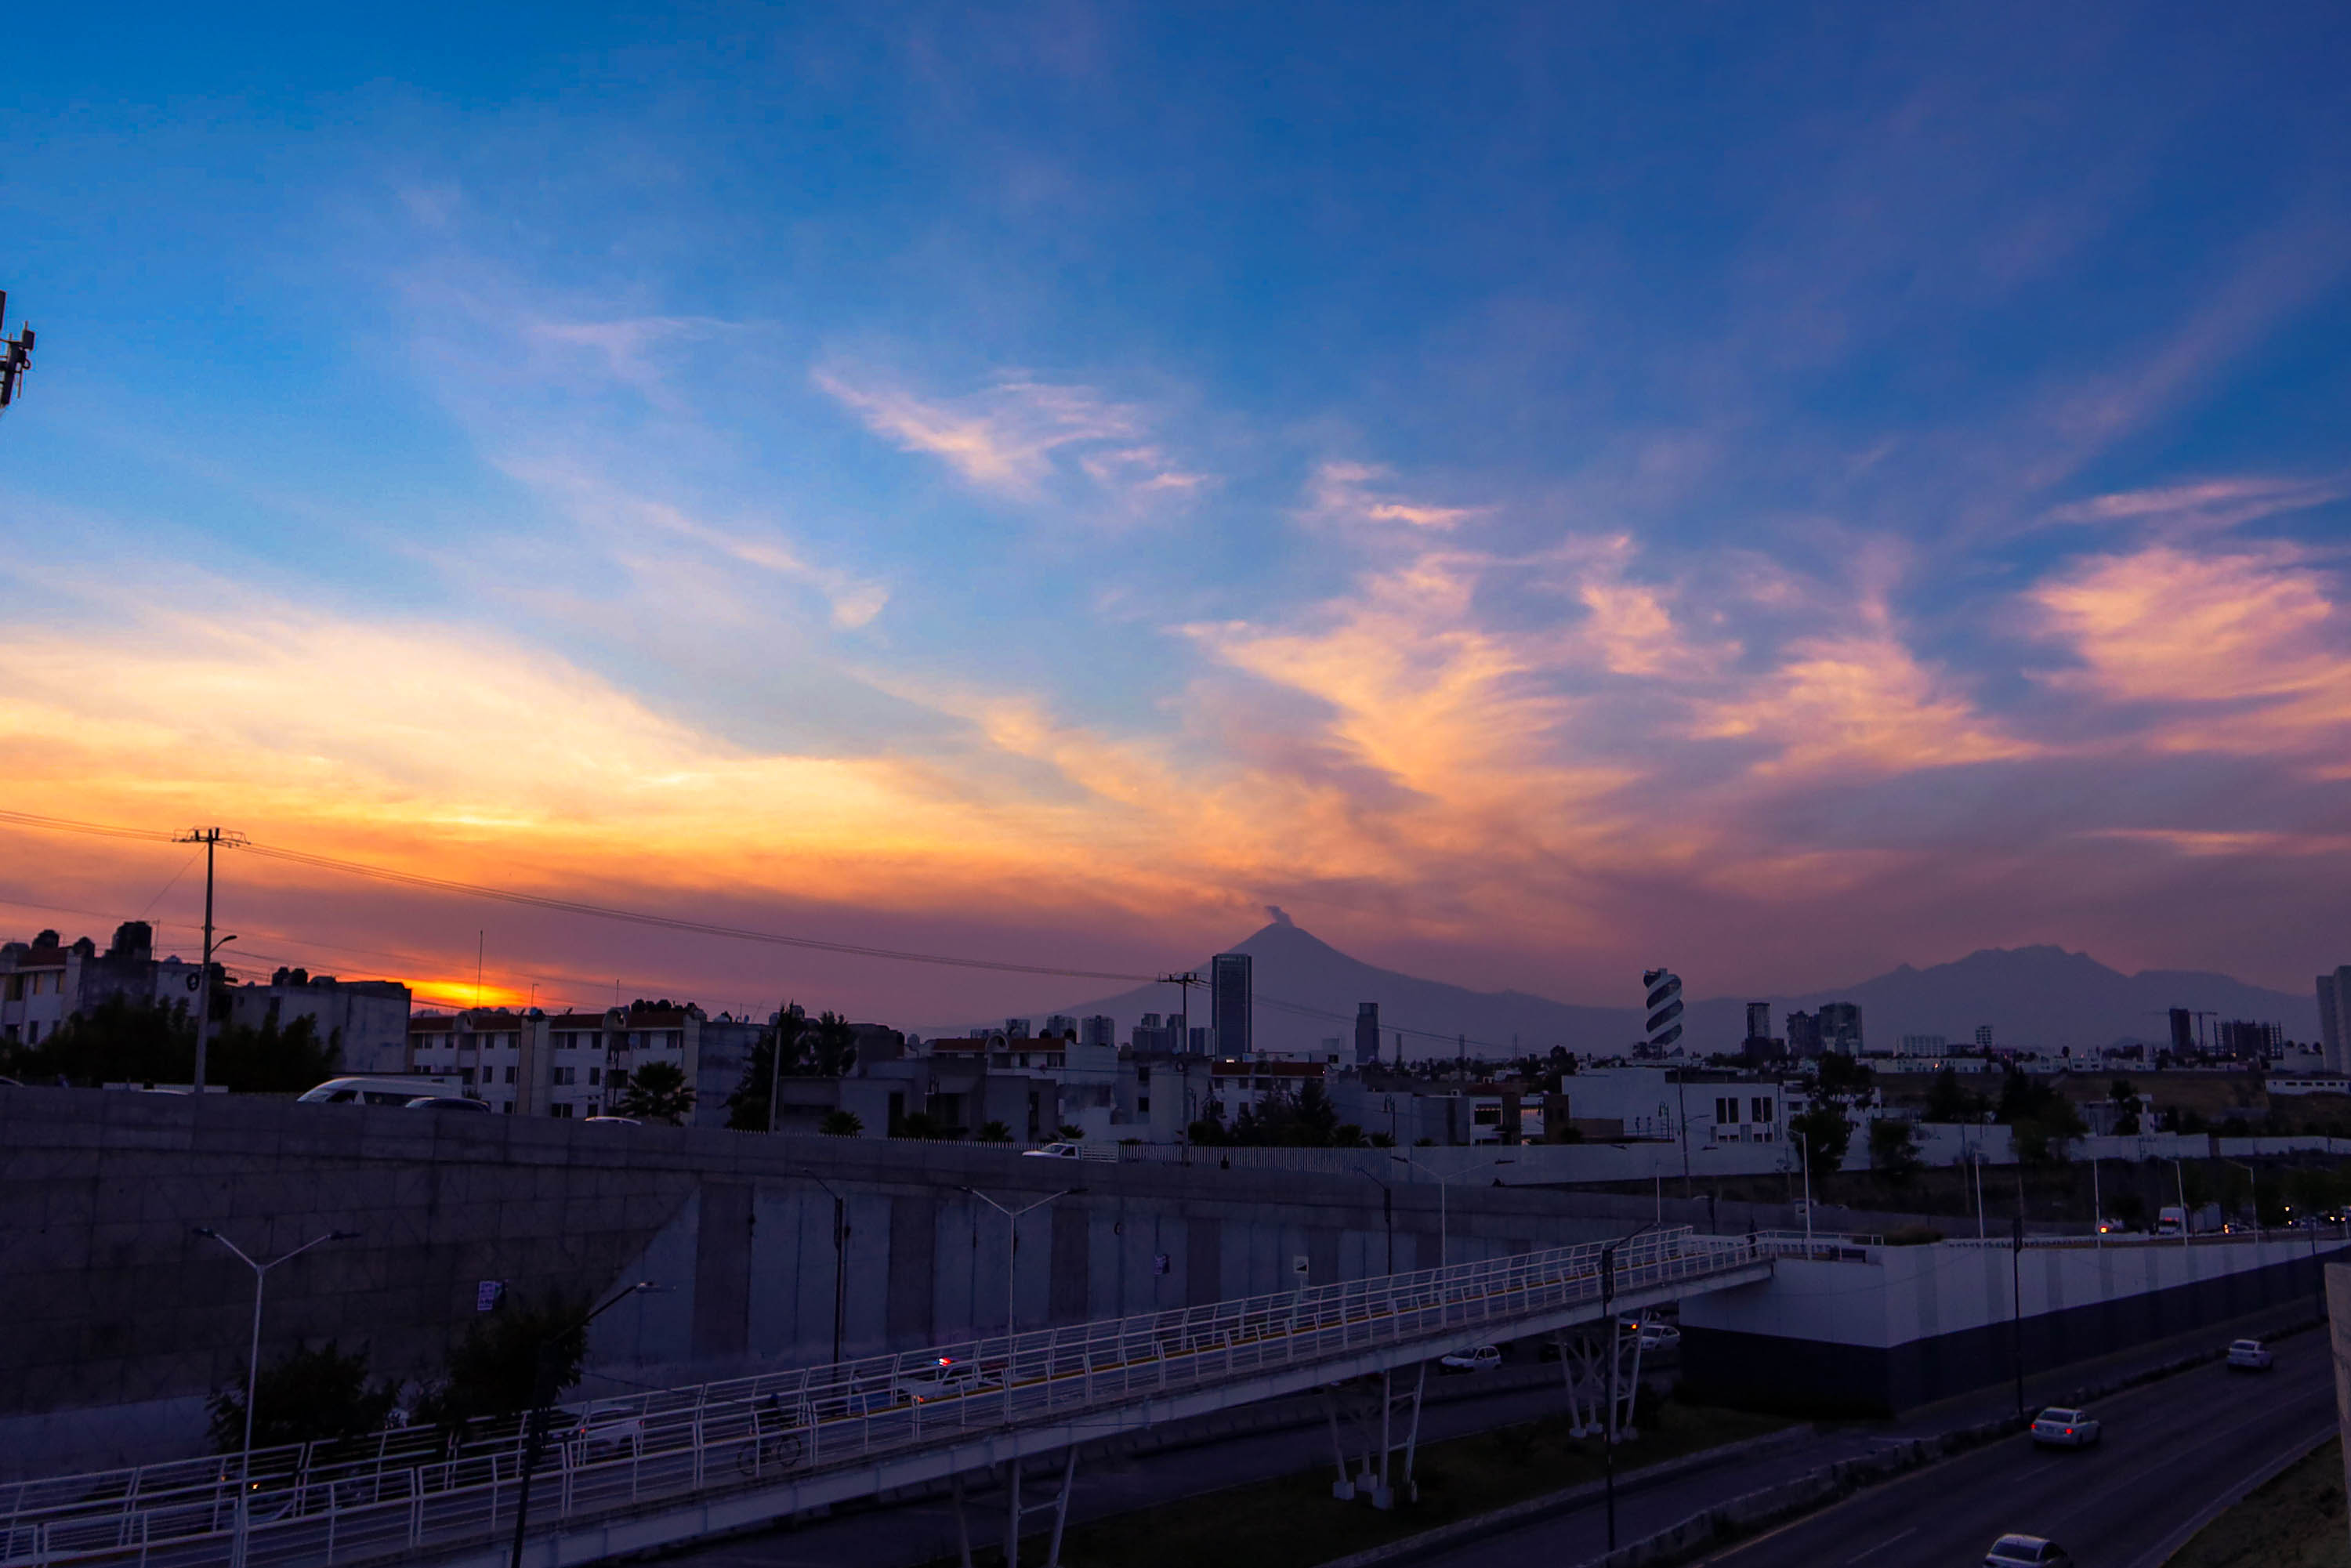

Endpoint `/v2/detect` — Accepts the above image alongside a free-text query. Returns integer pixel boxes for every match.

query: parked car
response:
[893,1356,1002,1404]
[1021,1141,1114,1161]
[404,1095,491,1113]
[2226,1338,2273,1370]
[1983,1535,2072,1566]
[298,1075,466,1106]
[2028,1407,2100,1448]
[1438,1345,1502,1374]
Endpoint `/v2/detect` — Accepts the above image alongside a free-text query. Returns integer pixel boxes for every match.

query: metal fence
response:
[1,1227,1766,1568]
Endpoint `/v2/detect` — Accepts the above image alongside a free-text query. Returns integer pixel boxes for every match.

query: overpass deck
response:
[2,1226,1776,1568]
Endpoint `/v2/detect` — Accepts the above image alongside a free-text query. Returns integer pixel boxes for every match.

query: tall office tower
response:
[1354,1001,1382,1066]
[1785,1009,1822,1058]
[1081,1016,1115,1048]
[2168,1008,2195,1056]
[2318,968,2351,1074]
[1211,952,1252,1059]
[1643,969,1683,1052]
[1975,1025,1994,1049]
[1045,1014,1077,1038]
[1817,1002,1863,1055]
[1744,1001,1772,1042]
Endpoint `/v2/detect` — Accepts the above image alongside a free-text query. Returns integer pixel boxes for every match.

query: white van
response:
[298,1075,470,1107]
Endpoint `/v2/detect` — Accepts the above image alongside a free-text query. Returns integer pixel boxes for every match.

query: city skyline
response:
[6,6,2351,1023]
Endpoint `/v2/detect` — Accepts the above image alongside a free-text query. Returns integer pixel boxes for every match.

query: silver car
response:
[2226,1337,2273,1370]
[1985,1536,2072,1567]
[2028,1407,2100,1448]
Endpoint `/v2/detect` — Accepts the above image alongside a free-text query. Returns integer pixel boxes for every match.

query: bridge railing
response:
[0,1228,1768,1568]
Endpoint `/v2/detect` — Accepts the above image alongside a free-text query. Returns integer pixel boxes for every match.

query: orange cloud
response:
[2032,543,2351,763]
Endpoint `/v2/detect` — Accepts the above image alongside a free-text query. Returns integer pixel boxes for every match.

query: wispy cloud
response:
[812,363,1208,509]
[1302,462,1485,531]
[2030,541,2351,764]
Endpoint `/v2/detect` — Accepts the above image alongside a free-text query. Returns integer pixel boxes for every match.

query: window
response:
[503,1066,516,1085]
[1715,1097,1739,1124]
[551,1103,573,1118]
[26,1021,39,1044]
[1751,1096,1775,1123]
[1473,1104,1502,1126]
[502,1101,514,1114]
[1136,1095,1150,1113]
[589,1067,600,1086]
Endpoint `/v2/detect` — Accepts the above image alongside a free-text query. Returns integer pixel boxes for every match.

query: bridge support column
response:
[991,1449,1080,1568]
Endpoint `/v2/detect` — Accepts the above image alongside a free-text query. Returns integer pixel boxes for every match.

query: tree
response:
[616,1060,694,1124]
[1788,1099,1853,1175]
[1925,1066,1974,1123]
[208,1342,399,1454]
[820,1110,863,1137]
[413,1294,589,1435]
[1868,1117,1923,1187]
[1817,1053,1875,1098]
[724,1007,809,1131]
[2,994,191,1085]
[809,1012,860,1077]
[974,1120,1013,1143]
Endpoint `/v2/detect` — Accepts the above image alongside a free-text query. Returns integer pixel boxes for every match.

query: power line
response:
[0,806,1534,1050]
[0,808,1159,983]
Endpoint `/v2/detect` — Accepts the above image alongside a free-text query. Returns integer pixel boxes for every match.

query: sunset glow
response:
[5,7,2349,1024]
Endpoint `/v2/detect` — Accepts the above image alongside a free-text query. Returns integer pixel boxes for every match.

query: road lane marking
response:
[1842,1524,1916,1563]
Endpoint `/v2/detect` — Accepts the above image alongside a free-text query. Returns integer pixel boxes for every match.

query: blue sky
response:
[4,4,2349,1023]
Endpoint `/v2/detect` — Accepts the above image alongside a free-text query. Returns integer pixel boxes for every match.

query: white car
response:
[2028,1407,2100,1448]
[1021,1141,1112,1161]
[1637,1323,1682,1352]
[1438,1345,1501,1374]
[1984,1536,2073,1567]
[563,1405,646,1456]
[2226,1338,2273,1370]
[893,1357,1002,1403]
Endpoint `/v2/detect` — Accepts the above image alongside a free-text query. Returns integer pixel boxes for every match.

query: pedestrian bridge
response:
[2,1226,1780,1568]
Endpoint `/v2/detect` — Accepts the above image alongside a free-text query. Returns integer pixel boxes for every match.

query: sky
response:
[2,3,2349,1027]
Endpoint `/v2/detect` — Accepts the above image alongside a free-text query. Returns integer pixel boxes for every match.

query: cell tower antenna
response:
[0,291,35,414]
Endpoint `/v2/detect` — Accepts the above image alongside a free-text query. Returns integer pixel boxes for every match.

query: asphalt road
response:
[662,1367,1616,1567]
[1683,1349,2335,1568]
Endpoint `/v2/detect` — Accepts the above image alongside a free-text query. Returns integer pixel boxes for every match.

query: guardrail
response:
[0,1228,1770,1568]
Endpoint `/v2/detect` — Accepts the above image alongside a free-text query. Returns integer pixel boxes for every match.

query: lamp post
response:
[2168,1157,2192,1248]
[1599,1219,1663,1552]
[1389,1152,1452,1267]
[790,1169,851,1364]
[1352,1168,1396,1275]
[193,1226,357,1565]
[2224,1158,2259,1231]
[509,1280,665,1568]
[962,1187,1079,1338]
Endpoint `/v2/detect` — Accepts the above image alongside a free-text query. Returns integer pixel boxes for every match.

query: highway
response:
[1684,1348,2335,1568]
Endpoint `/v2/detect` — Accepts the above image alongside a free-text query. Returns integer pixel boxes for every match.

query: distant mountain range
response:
[1010,918,2320,1059]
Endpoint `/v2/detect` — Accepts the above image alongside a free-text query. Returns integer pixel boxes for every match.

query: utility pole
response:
[0,291,34,412]
[2011,1214,2025,1417]
[1157,972,1200,1054]
[174,828,246,1094]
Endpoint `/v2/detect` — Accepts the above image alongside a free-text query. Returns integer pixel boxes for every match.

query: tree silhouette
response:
[617,1060,694,1124]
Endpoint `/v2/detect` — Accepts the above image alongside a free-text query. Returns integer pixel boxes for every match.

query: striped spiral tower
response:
[1642,968,1683,1052]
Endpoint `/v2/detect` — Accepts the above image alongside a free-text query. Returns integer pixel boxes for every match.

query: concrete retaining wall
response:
[1679,1233,2341,1414]
[0,1088,1636,1475]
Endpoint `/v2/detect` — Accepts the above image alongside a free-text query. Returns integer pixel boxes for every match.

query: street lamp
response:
[2168,1157,2193,1248]
[790,1169,852,1365]
[1599,1219,1664,1552]
[962,1187,1080,1338]
[194,1227,359,1464]
[1389,1152,1453,1268]
[193,1225,357,1563]
[509,1280,665,1568]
